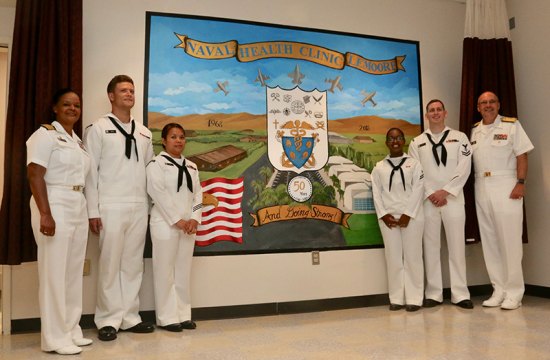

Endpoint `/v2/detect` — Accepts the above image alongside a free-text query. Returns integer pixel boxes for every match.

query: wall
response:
[0,5,14,203]
[507,0,550,287]
[5,0,492,321]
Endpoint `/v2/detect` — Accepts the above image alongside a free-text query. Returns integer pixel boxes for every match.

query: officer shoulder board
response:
[472,121,481,128]
[41,124,55,130]
[146,159,156,167]
[501,116,517,123]
[186,163,197,171]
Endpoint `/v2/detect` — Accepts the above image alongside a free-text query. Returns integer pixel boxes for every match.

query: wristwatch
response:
[517,179,526,184]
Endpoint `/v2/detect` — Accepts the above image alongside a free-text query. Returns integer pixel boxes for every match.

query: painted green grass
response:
[151,130,267,180]
[342,213,384,246]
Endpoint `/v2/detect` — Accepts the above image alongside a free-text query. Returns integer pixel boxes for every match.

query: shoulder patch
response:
[41,124,55,131]
[472,121,481,128]
[501,117,517,123]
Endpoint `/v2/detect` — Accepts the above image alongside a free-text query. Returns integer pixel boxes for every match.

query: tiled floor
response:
[1,296,550,359]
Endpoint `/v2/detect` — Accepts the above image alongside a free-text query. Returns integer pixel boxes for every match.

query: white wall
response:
[5,0,493,321]
[507,0,550,287]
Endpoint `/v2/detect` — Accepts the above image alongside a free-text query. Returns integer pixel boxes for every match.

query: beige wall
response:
[0,5,14,204]
[507,0,550,287]
[3,0,496,322]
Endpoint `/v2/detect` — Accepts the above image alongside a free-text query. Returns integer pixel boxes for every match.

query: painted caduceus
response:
[267,86,328,173]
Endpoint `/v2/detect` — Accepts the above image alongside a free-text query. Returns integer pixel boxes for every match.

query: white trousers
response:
[475,176,524,302]
[423,198,470,303]
[94,202,148,330]
[30,189,88,352]
[150,218,195,326]
[379,214,424,306]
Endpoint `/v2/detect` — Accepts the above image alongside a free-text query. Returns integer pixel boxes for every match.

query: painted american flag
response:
[195,177,244,246]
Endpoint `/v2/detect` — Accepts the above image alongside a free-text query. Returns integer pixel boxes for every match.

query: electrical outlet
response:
[83,259,91,276]
[312,251,320,265]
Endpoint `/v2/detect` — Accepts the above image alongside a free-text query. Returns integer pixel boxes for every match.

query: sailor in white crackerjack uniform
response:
[84,75,155,340]
[372,128,425,312]
[27,89,94,355]
[146,123,202,332]
[409,99,473,309]
[471,91,534,310]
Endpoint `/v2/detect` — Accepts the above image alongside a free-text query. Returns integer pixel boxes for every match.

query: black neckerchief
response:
[108,116,138,161]
[387,157,407,192]
[161,154,193,193]
[426,129,450,166]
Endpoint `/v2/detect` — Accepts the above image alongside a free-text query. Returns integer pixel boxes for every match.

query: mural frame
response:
[144,12,424,256]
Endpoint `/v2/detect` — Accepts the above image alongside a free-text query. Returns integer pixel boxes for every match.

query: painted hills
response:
[147,112,421,135]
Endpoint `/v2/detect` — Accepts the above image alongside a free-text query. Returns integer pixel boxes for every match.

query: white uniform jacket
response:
[470,115,534,176]
[371,154,424,220]
[84,113,154,217]
[409,127,471,202]
[146,151,203,226]
[27,121,94,191]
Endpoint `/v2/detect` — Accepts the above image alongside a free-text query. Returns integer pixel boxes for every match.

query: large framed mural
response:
[144,13,423,255]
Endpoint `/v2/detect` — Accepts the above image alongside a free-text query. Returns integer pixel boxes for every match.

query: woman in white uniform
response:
[27,89,94,355]
[147,123,202,332]
[371,128,425,312]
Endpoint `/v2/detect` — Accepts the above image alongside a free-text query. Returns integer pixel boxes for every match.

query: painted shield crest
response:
[267,86,328,174]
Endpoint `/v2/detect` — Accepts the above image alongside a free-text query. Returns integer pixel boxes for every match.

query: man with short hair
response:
[471,91,533,310]
[85,75,155,340]
[409,99,473,309]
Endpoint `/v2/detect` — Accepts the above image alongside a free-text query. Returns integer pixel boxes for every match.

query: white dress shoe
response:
[54,345,82,355]
[482,295,505,307]
[501,298,522,310]
[73,337,93,346]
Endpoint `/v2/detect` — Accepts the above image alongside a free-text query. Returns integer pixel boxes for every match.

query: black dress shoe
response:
[423,299,443,308]
[405,305,421,312]
[389,304,404,311]
[454,299,474,309]
[122,322,155,333]
[98,326,117,341]
[160,323,183,332]
[180,320,197,330]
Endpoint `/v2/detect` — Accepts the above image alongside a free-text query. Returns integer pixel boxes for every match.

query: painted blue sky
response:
[146,15,422,124]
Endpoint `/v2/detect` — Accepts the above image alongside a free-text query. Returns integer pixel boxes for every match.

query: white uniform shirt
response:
[84,113,154,217]
[470,115,534,175]
[27,121,92,189]
[371,154,424,219]
[147,151,203,226]
[409,126,472,202]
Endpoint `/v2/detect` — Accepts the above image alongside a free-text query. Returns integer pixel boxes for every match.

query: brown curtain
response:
[0,0,82,264]
[459,37,527,243]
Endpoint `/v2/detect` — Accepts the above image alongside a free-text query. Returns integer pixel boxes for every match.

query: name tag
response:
[105,130,116,134]
[494,134,507,140]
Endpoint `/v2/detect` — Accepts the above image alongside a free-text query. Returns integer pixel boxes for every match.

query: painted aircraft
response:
[360,90,377,107]
[254,68,270,87]
[325,76,343,93]
[288,64,305,85]
[214,81,230,96]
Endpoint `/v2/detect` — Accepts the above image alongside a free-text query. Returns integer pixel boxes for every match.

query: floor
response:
[1,296,549,360]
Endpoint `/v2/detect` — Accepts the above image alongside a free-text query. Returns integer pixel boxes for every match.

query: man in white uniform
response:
[85,75,155,340]
[471,91,534,310]
[409,99,473,309]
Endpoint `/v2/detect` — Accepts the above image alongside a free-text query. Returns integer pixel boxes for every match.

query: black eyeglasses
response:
[478,99,498,105]
[386,136,404,142]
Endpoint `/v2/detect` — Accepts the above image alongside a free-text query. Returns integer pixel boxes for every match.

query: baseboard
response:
[10,283,533,334]
[525,284,550,298]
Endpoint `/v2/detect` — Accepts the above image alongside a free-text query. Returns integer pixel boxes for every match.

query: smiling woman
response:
[26,89,94,355]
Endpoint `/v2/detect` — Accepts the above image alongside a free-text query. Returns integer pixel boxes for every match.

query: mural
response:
[145,13,423,254]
